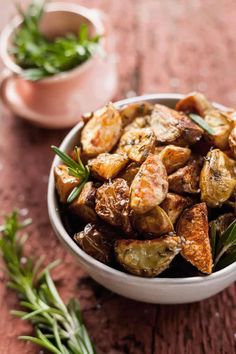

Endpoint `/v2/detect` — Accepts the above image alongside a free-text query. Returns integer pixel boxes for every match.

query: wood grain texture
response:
[0,0,235,353]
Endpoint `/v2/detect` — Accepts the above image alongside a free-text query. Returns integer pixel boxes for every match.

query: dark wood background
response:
[0,1,235,353]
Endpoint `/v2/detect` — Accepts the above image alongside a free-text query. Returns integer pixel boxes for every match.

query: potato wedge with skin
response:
[177,203,213,274]
[200,149,236,207]
[69,182,97,223]
[95,178,133,235]
[117,128,156,163]
[88,153,129,180]
[81,103,122,158]
[130,154,168,214]
[229,126,236,158]
[120,102,153,127]
[133,205,174,236]
[160,193,193,224]
[124,116,149,133]
[158,145,191,174]
[54,165,81,203]
[74,223,122,264]
[168,160,201,194]
[148,104,203,146]
[175,92,212,116]
[115,236,181,277]
[118,162,140,186]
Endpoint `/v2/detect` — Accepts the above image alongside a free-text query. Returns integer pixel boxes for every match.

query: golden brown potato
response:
[130,154,168,214]
[160,193,193,224]
[88,153,129,180]
[95,178,133,235]
[117,128,156,163]
[177,203,213,274]
[157,145,191,174]
[200,149,236,207]
[118,162,140,186]
[133,206,173,236]
[69,182,97,223]
[115,236,181,277]
[124,116,149,133]
[175,92,212,116]
[148,104,203,146]
[119,102,153,127]
[74,223,122,264]
[211,213,235,236]
[81,103,122,157]
[54,165,80,203]
[229,126,236,158]
[168,160,201,194]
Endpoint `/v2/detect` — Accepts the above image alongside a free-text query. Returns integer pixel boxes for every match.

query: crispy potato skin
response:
[115,236,181,277]
[74,223,122,264]
[175,92,212,116]
[133,205,173,236]
[54,165,80,203]
[158,145,191,174]
[160,193,193,224]
[120,102,153,127]
[117,128,156,163]
[148,104,203,146]
[88,153,129,180]
[177,203,213,274]
[69,182,97,223]
[168,160,201,194]
[118,162,140,186]
[130,154,168,214]
[200,149,236,207]
[229,126,236,158]
[95,178,133,235]
[81,103,122,157]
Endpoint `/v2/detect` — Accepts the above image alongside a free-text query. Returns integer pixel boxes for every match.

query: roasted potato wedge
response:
[177,203,213,274]
[69,182,97,223]
[88,153,129,180]
[175,92,212,116]
[133,205,174,236]
[117,128,156,163]
[95,178,133,235]
[130,154,168,214]
[81,103,122,157]
[168,160,201,194]
[229,126,236,158]
[160,193,193,224]
[54,165,80,203]
[148,104,203,146]
[118,162,140,186]
[157,145,191,174]
[211,213,235,236]
[120,102,153,127]
[124,116,149,133]
[74,223,122,264]
[115,236,181,277]
[200,149,236,207]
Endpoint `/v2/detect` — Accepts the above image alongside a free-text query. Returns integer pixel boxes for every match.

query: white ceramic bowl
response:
[47,94,236,304]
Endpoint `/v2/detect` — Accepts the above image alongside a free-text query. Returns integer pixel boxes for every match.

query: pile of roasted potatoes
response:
[54,92,236,278]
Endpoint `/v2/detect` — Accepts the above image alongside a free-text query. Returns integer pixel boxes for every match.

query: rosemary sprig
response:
[51,146,90,203]
[210,219,236,270]
[0,211,95,354]
[189,113,215,135]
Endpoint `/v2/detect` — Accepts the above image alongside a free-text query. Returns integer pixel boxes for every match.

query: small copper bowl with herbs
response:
[0,1,117,128]
[48,92,236,304]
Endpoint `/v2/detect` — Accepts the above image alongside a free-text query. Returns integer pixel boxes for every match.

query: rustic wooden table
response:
[0,0,236,353]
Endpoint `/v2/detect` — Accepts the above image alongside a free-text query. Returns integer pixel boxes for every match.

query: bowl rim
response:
[0,2,106,83]
[47,93,236,285]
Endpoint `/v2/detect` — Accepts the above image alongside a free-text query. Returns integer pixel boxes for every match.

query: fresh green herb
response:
[51,145,90,203]
[12,1,100,81]
[0,211,96,354]
[189,113,215,135]
[210,219,236,270]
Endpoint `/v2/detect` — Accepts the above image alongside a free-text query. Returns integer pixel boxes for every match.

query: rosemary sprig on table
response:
[51,146,90,203]
[12,1,100,81]
[210,219,236,270]
[0,211,95,354]
[189,113,215,135]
